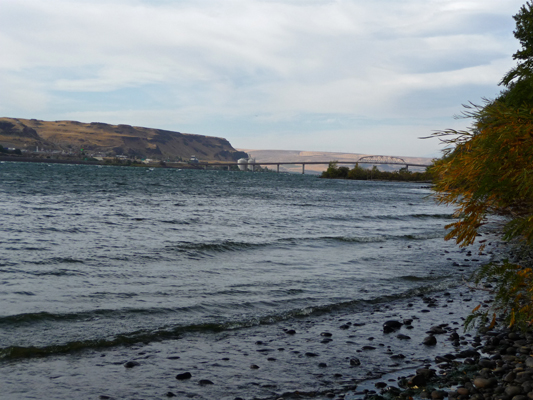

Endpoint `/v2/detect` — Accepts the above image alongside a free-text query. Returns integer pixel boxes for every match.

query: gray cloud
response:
[0,0,524,156]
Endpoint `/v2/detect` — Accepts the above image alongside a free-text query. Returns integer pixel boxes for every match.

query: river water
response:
[0,162,493,399]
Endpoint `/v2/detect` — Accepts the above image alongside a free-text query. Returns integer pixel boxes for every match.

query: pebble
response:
[123,361,140,368]
[423,335,437,346]
[350,357,361,366]
[176,372,192,380]
[397,334,411,340]
[383,320,403,333]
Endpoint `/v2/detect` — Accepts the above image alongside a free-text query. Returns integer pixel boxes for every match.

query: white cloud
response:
[0,0,525,156]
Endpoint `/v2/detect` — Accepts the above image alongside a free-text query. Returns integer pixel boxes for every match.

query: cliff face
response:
[0,118,246,161]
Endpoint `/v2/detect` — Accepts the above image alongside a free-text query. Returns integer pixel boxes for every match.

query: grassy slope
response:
[0,118,239,161]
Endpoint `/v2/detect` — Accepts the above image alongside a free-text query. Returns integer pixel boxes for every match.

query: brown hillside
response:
[0,118,246,161]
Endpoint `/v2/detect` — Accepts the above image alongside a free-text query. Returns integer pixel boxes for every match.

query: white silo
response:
[238,158,248,171]
[248,158,256,171]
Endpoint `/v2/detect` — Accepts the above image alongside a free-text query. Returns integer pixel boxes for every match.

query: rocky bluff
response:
[0,117,247,161]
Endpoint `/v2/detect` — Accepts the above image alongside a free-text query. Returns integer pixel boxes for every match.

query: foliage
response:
[430,2,533,330]
[465,260,533,330]
[430,101,533,249]
[320,162,433,182]
[499,2,533,108]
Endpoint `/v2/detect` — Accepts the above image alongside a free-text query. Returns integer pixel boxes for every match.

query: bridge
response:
[179,155,430,174]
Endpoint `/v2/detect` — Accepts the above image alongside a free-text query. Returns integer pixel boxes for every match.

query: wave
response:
[164,232,446,258]
[0,281,460,361]
[165,240,270,254]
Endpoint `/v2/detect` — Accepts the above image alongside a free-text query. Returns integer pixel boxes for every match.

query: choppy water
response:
[0,162,492,399]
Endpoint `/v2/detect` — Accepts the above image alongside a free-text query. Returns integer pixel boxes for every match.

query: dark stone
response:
[375,382,388,389]
[391,354,406,359]
[321,332,333,337]
[350,357,361,366]
[428,326,447,334]
[423,335,437,346]
[250,364,260,369]
[176,372,192,380]
[432,390,447,400]
[198,379,214,386]
[305,352,319,357]
[478,358,497,369]
[362,346,376,350]
[321,338,333,343]
[383,320,403,333]
[166,393,176,398]
[285,329,296,335]
[167,356,181,360]
[457,349,480,358]
[318,362,328,368]
[397,334,411,340]
[340,324,350,329]
[123,361,140,368]
[505,386,522,397]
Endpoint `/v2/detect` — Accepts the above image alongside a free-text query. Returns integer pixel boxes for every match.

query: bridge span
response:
[185,155,431,174]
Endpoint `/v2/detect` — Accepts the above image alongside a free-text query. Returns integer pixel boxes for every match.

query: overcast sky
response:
[0,0,525,157]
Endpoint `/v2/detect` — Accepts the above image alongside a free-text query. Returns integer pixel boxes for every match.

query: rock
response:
[457,349,480,358]
[339,324,350,330]
[198,379,214,386]
[423,335,437,346]
[526,357,533,368]
[176,372,192,380]
[391,354,406,359]
[473,377,494,388]
[431,390,447,400]
[428,326,447,334]
[123,361,140,368]
[456,387,469,396]
[350,357,361,366]
[513,396,527,400]
[320,332,333,337]
[397,334,411,340]
[285,329,296,335]
[305,352,319,357]
[362,345,376,350]
[504,372,516,383]
[318,362,327,368]
[383,320,403,333]
[478,358,497,369]
[250,364,260,369]
[408,368,435,386]
[166,393,176,398]
[505,386,523,397]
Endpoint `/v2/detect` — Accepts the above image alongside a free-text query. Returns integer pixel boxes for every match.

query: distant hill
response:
[238,149,434,174]
[0,118,246,161]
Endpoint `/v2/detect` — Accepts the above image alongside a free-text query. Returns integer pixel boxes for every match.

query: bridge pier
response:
[302,164,305,174]
[277,164,280,173]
